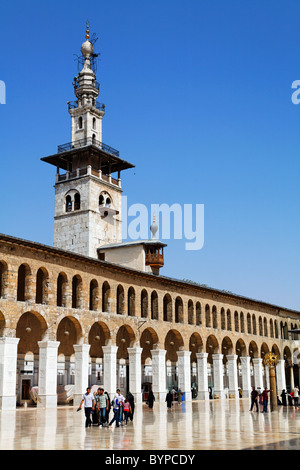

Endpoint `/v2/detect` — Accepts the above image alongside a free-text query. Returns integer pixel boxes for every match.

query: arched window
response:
[117,285,125,315]
[205,304,211,328]
[66,195,72,212]
[175,297,183,323]
[0,261,8,299]
[141,289,148,318]
[212,305,218,329]
[74,192,80,210]
[78,116,83,129]
[188,300,194,325]
[102,281,110,312]
[72,275,82,309]
[89,279,98,311]
[57,273,68,307]
[36,267,48,305]
[151,291,158,320]
[234,311,239,332]
[227,309,232,331]
[17,264,31,301]
[221,308,226,330]
[163,294,172,322]
[196,302,202,326]
[93,117,96,129]
[128,287,135,316]
[247,313,252,334]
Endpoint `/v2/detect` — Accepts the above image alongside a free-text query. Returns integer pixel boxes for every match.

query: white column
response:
[0,337,19,410]
[196,352,209,400]
[177,350,192,402]
[102,344,117,400]
[240,356,252,398]
[151,348,166,402]
[73,344,90,406]
[212,354,225,399]
[38,340,60,408]
[128,347,143,404]
[253,358,264,391]
[276,359,287,393]
[227,354,239,399]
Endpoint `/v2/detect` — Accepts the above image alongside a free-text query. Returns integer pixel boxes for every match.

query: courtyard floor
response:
[0,398,299,451]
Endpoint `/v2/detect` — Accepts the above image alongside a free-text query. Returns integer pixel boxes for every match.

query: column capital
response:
[38,340,60,349]
[102,344,118,354]
[252,357,263,364]
[177,349,191,357]
[196,352,208,360]
[226,354,238,361]
[127,347,143,355]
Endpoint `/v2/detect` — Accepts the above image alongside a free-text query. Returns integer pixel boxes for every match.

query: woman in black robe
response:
[148,389,155,409]
[166,391,173,409]
[281,389,287,406]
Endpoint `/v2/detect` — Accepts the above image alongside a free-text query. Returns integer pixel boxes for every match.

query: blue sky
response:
[0,0,299,310]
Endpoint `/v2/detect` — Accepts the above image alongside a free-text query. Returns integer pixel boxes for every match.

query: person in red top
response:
[123,398,132,425]
[261,387,271,413]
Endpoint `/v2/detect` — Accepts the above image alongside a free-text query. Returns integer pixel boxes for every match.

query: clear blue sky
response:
[0,0,299,310]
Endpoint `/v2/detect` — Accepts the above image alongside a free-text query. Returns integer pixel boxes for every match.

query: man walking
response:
[249,386,259,412]
[78,387,95,428]
[97,388,109,427]
[261,387,270,413]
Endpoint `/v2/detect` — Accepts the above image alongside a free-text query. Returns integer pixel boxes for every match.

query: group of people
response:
[78,387,135,428]
[250,385,300,413]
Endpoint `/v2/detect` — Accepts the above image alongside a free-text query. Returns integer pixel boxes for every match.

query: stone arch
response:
[57,315,83,356]
[16,311,48,355]
[0,311,6,336]
[236,338,247,357]
[249,340,259,359]
[271,344,280,358]
[140,327,159,362]
[205,304,211,328]
[196,302,202,326]
[88,321,111,357]
[206,334,219,363]
[116,324,136,359]
[189,332,203,362]
[165,329,184,362]
[221,336,234,362]
[212,305,217,329]
[260,342,269,359]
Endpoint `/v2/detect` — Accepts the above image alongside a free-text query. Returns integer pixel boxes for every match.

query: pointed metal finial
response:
[85,21,90,40]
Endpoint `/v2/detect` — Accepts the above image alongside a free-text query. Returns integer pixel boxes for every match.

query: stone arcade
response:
[0,26,299,410]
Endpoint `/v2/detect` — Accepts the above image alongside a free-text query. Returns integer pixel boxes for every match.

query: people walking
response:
[147,389,155,409]
[104,391,111,422]
[249,386,259,412]
[78,387,95,428]
[177,389,183,405]
[109,389,124,427]
[261,387,270,413]
[166,390,173,409]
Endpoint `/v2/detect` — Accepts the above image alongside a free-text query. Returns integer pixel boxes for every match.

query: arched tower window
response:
[74,192,80,210]
[78,116,83,129]
[66,195,72,212]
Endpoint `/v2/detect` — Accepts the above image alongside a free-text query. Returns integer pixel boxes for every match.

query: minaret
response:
[69,23,105,146]
[41,25,135,259]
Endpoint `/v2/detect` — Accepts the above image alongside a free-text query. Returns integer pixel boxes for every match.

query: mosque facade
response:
[0,27,299,410]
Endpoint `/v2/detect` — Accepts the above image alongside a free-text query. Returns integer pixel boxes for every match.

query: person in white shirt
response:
[78,387,95,428]
[293,386,299,408]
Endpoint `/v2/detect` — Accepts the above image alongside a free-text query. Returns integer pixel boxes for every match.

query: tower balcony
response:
[67,100,105,112]
[57,137,119,157]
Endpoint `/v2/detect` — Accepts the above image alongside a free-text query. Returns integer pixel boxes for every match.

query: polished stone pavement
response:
[0,399,299,451]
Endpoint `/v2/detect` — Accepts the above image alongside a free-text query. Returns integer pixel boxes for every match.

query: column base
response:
[37,395,58,408]
[0,396,16,410]
[153,391,167,403]
[132,392,143,404]
[197,391,209,400]
[183,391,192,402]
[241,389,251,398]
[213,390,226,399]
[228,390,239,399]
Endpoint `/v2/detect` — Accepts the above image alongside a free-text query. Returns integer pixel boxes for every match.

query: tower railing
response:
[67,100,105,111]
[57,137,119,157]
